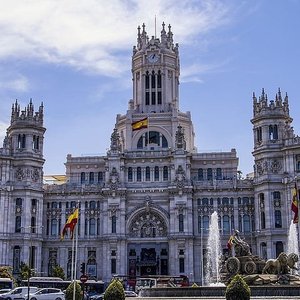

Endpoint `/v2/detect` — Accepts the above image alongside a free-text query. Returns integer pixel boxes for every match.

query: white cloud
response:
[0,0,234,76]
[0,73,29,92]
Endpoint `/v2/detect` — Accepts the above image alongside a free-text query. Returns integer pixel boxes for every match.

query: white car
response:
[0,287,39,300]
[124,290,138,297]
[29,288,65,300]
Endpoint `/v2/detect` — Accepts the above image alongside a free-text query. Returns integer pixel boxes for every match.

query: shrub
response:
[104,279,125,300]
[65,281,82,300]
[225,274,250,300]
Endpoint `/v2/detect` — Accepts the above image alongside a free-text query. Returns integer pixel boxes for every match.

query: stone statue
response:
[262,252,288,274]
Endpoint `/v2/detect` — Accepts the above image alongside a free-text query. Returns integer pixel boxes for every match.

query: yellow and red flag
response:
[291,183,299,224]
[132,117,148,131]
[60,208,79,240]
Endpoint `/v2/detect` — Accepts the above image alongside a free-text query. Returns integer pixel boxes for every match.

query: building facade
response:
[0,23,300,284]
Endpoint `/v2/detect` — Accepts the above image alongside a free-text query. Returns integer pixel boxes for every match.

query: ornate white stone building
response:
[0,23,300,285]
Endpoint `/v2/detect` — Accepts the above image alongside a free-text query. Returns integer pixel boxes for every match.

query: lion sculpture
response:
[287,252,299,271]
[262,252,290,274]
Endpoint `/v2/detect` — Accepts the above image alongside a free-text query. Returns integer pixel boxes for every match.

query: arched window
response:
[243,215,251,232]
[223,215,230,233]
[202,198,209,205]
[98,172,103,182]
[216,168,222,180]
[179,214,184,232]
[146,166,150,181]
[137,167,142,182]
[163,166,168,181]
[222,197,229,205]
[207,168,213,180]
[261,211,266,229]
[33,135,39,150]
[112,216,116,233]
[261,242,267,260]
[81,172,85,184]
[31,217,36,233]
[243,197,250,205]
[269,124,278,140]
[97,218,100,235]
[198,169,203,181]
[275,241,284,258]
[15,216,21,233]
[275,210,282,228]
[137,131,168,149]
[89,218,96,235]
[90,201,96,209]
[154,166,159,181]
[198,215,201,234]
[89,172,94,184]
[128,167,133,182]
[203,216,209,231]
[51,219,57,236]
[16,198,22,206]
[51,202,58,209]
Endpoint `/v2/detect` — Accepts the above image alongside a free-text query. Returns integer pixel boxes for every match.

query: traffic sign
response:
[80,274,88,283]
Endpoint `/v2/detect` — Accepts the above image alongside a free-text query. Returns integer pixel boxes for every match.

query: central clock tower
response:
[114,22,195,153]
[132,22,180,113]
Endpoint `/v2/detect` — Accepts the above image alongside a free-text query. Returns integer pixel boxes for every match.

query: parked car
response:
[28,288,65,300]
[124,290,138,297]
[0,287,39,300]
[0,290,11,295]
[90,293,104,300]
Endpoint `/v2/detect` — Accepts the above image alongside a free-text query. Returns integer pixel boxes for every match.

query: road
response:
[134,297,300,300]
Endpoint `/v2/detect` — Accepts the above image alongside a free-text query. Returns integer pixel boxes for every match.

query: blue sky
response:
[0,0,299,176]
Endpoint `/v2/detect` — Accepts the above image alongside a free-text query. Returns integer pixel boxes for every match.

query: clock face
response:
[147,53,159,63]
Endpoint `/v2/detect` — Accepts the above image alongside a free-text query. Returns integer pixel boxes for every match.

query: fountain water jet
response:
[205,211,222,285]
[287,219,299,272]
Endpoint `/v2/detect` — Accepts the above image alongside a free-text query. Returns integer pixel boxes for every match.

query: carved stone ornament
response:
[32,168,40,182]
[129,210,167,238]
[109,167,120,190]
[15,167,25,180]
[110,128,121,152]
[174,165,186,188]
[175,125,186,150]
[270,159,281,173]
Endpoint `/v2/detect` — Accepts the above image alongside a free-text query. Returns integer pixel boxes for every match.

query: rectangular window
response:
[179,214,184,232]
[111,258,116,274]
[145,92,150,105]
[151,92,156,105]
[157,91,162,104]
[179,257,185,273]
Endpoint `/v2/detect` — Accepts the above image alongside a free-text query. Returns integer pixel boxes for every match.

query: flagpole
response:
[71,220,75,281]
[147,115,150,150]
[73,203,80,300]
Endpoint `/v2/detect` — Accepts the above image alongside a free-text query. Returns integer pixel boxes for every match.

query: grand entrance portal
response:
[128,244,169,277]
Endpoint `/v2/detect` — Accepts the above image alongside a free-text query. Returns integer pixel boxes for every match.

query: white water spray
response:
[205,211,222,285]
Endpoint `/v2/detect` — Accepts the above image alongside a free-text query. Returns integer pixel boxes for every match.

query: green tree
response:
[20,262,35,281]
[104,279,125,300]
[52,265,65,280]
[65,281,82,300]
[0,266,13,280]
[225,274,251,300]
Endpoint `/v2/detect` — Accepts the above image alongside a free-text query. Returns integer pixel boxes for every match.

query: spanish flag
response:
[60,208,79,240]
[291,183,298,224]
[132,117,148,131]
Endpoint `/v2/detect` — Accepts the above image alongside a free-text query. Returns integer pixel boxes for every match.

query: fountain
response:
[205,211,222,285]
[287,220,299,272]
